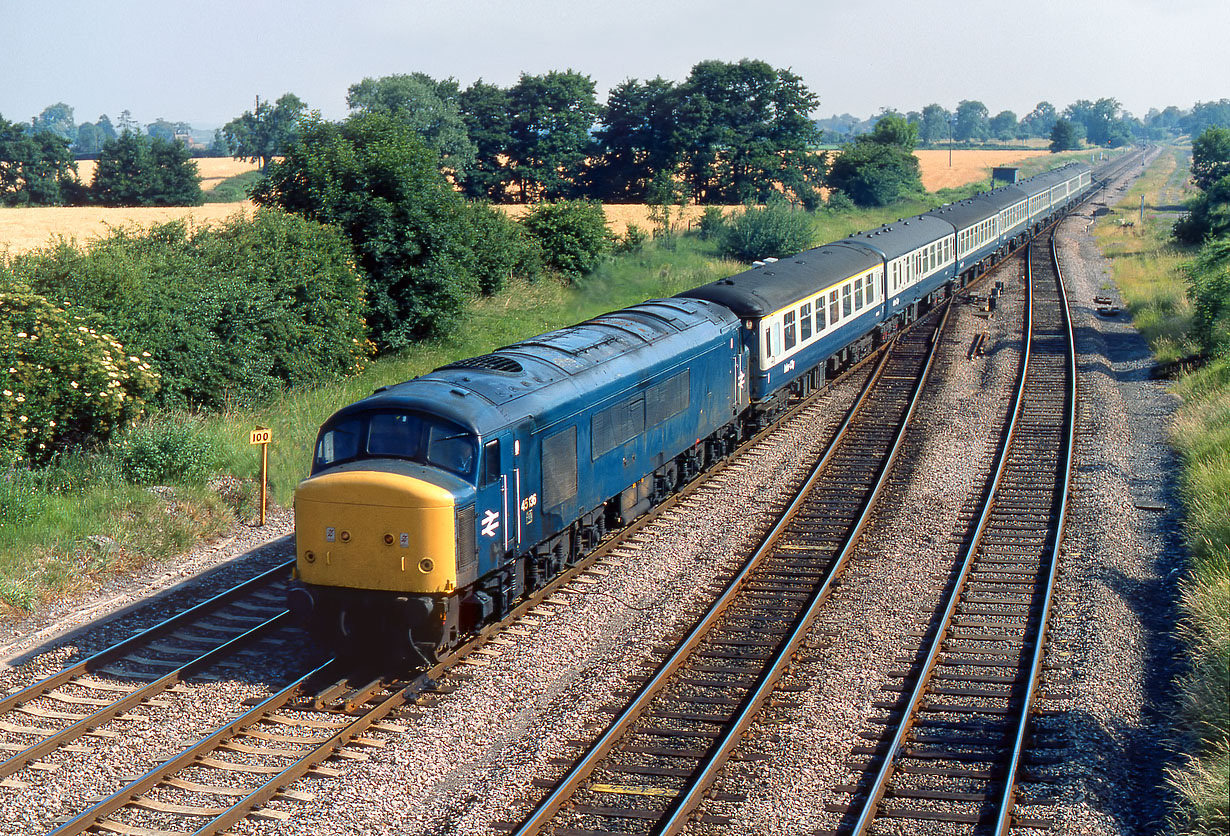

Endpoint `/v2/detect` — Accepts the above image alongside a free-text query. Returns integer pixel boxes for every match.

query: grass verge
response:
[1092,146,1229,834]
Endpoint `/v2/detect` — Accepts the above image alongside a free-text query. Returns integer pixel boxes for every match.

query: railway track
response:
[494,300,950,836]
[821,225,1077,835]
[0,562,299,789]
[16,152,1146,835]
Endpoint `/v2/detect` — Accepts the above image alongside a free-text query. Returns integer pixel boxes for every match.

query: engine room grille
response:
[442,354,523,374]
[457,504,476,571]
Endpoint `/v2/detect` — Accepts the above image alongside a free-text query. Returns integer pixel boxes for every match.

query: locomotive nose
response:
[294,468,461,595]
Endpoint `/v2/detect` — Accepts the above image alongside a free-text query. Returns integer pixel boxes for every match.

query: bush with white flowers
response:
[1,286,159,465]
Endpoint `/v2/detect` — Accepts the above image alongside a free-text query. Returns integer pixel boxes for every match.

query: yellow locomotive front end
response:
[294,468,458,595]
[289,406,481,664]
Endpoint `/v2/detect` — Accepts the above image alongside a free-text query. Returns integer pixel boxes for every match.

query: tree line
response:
[822,98,1230,147]
[0,115,201,207]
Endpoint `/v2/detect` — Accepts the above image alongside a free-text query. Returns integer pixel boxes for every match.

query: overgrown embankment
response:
[1092,145,1229,835]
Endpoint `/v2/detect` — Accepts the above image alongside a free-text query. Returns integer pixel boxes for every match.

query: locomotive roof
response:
[677,242,881,317]
[331,297,740,435]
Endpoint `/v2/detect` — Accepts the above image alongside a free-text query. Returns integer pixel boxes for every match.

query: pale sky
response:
[3,0,1227,130]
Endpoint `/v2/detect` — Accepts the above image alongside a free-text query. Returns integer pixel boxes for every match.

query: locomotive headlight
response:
[304,551,315,563]
[419,558,435,574]
[339,530,351,543]
[384,533,395,545]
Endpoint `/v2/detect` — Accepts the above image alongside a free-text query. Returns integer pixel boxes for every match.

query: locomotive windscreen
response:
[313,411,478,479]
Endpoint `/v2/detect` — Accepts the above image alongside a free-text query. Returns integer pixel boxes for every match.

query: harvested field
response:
[73,157,259,190]
[496,203,744,237]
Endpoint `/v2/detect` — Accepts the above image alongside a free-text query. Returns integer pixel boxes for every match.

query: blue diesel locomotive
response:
[290,161,1095,661]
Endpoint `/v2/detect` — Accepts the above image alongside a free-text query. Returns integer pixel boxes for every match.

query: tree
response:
[519,200,611,279]
[588,77,680,201]
[33,102,76,142]
[91,132,202,206]
[917,104,952,146]
[73,115,118,156]
[505,70,602,201]
[222,93,307,170]
[673,59,822,204]
[116,110,140,136]
[869,112,918,152]
[1182,238,1230,358]
[1049,119,1082,152]
[1064,98,1121,146]
[718,197,814,262]
[954,100,989,143]
[1021,102,1057,138]
[826,137,921,207]
[457,79,513,200]
[346,73,477,182]
[1184,99,1230,136]
[250,113,534,348]
[0,115,80,206]
[146,118,192,143]
[1191,127,1230,191]
[990,110,1018,141]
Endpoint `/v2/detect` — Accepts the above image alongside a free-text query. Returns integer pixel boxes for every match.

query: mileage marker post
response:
[249,426,273,526]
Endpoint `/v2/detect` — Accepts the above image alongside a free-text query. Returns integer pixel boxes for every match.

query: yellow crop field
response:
[0,150,1056,255]
[0,203,256,256]
[73,157,260,190]
[914,149,1050,191]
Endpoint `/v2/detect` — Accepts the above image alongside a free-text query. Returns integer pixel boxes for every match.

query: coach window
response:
[783,309,796,351]
[829,289,840,326]
[853,277,864,310]
[800,303,812,341]
[815,297,826,331]
[842,283,852,318]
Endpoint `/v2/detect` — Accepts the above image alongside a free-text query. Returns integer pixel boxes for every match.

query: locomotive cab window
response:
[313,411,478,480]
[482,439,500,487]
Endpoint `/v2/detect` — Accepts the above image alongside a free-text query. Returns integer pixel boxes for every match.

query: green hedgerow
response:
[111,417,217,485]
[520,200,614,281]
[1,285,160,466]
[718,198,815,263]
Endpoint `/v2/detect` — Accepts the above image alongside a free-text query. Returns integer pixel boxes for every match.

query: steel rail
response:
[506,334,900,836]
[654,301,953,836]
[46,659,343,836]
[847,228,1038,836]
[510,301,951,836]
[0,559,293,715]
[992,231,1078,835]
[0,610,292,781]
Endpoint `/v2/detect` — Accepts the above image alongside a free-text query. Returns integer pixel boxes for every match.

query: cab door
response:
[477,434,517,572]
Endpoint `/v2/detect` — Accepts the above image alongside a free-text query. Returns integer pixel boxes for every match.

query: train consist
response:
[289,162,1095,662]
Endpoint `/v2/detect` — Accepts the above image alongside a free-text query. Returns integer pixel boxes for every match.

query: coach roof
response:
[677,242,882,317]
